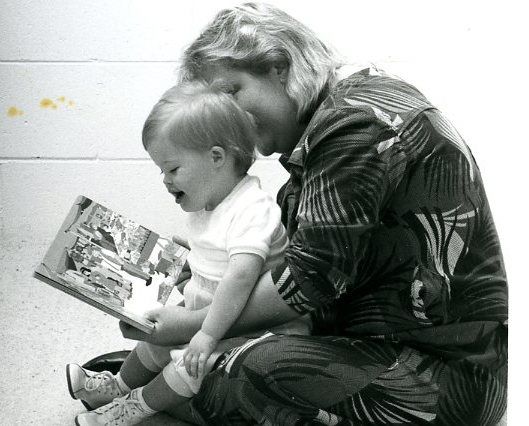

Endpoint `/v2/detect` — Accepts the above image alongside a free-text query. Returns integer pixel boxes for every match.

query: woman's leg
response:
[190,334,507,425]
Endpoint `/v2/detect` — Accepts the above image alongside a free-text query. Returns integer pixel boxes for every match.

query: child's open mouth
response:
[171,191,185,202]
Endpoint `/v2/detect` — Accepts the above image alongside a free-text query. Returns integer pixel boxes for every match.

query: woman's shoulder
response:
[333,66,428,99]
[327,67,432,119]
[298,67,434,154]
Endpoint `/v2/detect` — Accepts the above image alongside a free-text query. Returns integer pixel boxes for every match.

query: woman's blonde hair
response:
[178,2,343,122]
[142,80,256,174]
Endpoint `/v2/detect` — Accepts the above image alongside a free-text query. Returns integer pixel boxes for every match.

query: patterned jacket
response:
[271,68,507,367]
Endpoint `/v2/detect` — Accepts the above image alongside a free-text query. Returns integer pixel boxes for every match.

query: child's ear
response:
[210,146,226,168]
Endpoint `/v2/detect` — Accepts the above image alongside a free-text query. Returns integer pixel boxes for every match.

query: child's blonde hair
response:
[142,80,256,174]
[177,2,343,123]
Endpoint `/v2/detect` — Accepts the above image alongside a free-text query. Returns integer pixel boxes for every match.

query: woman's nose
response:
[163,174,171,185]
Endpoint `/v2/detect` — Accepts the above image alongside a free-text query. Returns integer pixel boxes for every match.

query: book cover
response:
[34,195,189,334]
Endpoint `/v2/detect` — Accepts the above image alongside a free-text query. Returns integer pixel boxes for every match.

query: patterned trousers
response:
[187,334,506,425]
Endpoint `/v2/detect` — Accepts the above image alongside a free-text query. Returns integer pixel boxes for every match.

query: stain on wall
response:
[40,98,58,109]
[6,98,76,119]
[7,106,24,117]
[40,97,75,110]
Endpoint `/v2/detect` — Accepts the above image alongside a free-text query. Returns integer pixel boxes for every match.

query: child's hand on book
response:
[182,329,219,378]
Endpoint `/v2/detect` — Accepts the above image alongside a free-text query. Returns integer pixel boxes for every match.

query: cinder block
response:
[0,0,195,61]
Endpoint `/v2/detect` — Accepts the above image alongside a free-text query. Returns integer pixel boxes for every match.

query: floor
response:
[0,241,188,425]
[0,241,507,425]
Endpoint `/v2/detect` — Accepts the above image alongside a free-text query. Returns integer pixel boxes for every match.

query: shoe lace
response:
[84,371,118,393]
[97,392,143,423]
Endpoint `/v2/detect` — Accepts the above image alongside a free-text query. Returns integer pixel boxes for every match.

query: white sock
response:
[115,372,131,394]
[136,387,157,415]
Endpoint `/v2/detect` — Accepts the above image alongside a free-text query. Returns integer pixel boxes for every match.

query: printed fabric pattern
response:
[272,67,507,360]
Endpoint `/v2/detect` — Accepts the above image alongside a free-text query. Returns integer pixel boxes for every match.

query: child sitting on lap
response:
[67,81,310,425]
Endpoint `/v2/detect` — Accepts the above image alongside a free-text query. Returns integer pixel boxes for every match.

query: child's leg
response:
[74,362,195,425]
[119,340,179,389]
[118,347,158,389]
[141,371,190,411]
[141,338,252,413]
[67,341,172,411]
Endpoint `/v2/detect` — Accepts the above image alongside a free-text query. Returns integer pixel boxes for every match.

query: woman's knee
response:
[436,360,507,425]
[221,334,302,376]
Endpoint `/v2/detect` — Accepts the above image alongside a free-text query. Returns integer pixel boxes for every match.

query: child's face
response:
[147,137,220,212]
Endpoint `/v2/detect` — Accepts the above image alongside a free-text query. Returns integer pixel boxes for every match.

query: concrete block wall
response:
[0,0,525,421]
[0,0,524,243]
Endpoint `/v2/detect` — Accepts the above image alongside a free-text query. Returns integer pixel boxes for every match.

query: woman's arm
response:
[227,269,300,335]
[119,304,206,345]
[270,103,399,315]
[119,268,299,345]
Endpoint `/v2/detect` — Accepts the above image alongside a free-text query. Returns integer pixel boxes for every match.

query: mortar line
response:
[0,156,279,163]
[0,157,151,163]
[0,60,179,64]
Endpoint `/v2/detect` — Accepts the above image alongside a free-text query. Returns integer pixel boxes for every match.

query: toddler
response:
[67,81,310,425]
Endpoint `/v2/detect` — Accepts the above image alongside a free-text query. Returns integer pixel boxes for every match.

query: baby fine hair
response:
[142,80,256,174]
[177,2,343,122]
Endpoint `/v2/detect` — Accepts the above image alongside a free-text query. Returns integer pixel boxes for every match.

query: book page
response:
[35,196,188,332]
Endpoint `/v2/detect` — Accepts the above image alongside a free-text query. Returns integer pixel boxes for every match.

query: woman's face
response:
[202,65,305,156]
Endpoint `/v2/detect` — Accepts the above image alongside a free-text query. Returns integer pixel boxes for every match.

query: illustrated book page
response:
[34,195,188,334]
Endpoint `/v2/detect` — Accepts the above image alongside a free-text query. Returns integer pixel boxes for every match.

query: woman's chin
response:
[256,146,276,157]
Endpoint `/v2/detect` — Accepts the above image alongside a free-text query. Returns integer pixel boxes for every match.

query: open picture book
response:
[34,196,189,334]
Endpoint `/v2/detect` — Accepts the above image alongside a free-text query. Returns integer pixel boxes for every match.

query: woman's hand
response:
[120,271,299,344]
[171,235,191,293]
[182,330,219,378]
[176,261,191,293]
[172,235,190,250]
[119,305,207,346]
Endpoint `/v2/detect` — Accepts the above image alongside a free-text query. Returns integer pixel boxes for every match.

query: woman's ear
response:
[210,146,226,168]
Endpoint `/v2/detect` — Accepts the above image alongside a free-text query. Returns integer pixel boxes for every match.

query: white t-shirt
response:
[182,174,311,339]
[186,174,288,282]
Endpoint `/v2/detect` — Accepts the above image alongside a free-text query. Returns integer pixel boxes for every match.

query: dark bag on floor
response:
[82,350,131,375]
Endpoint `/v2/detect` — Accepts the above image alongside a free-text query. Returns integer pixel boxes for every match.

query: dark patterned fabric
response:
[192,333,506,425]
[190,68,507,424]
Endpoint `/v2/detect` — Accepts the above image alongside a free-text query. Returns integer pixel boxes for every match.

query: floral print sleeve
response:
[273,97,400,312]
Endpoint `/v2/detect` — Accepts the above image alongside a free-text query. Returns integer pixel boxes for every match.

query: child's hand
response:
[183,330,219,378]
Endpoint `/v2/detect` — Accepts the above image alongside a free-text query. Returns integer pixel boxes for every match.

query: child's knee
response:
[135,341,172,372]
[162,360,196,397]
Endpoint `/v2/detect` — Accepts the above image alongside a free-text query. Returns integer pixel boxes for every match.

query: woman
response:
[121,3,507,424]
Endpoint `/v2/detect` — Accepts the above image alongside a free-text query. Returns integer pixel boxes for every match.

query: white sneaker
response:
[75,389,153,426]
[66,364,127,410]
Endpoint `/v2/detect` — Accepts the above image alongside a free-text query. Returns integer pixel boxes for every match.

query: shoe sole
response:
[66,364,94,411]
